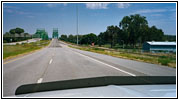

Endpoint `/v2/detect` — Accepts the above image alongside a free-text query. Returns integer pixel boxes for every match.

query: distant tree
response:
[24,33,29,36]
[120,14,148,48]
[81,33,97,45]
[164,35,176,41]
[9,29,16,34]
[9,27,25,35]
[98,32,105,46]
[87,33,97,44]
[60,34,68,41]
[68,34,76,43]
[3,32,11,37]
[15,28,24,34]
[106,25,120,48]
[140,25,150,44]
[78,35,83,44]
[149,26,164,41]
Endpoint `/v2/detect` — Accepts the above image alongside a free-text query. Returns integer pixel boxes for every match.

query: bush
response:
[93,47,104,51]
[3,40,7,43]
[158,58,171,66]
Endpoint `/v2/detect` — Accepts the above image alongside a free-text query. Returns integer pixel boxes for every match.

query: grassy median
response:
[69,45,176,68]
[3,40,50,59]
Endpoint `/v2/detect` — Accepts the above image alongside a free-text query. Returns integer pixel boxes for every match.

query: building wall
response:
[142,42,176,52]
[150,45,176,52]
[142,42,150,51]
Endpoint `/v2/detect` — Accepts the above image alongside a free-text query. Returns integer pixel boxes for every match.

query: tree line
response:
[60,14,175,48]
[3,27,50,43]
[3,27,31,43]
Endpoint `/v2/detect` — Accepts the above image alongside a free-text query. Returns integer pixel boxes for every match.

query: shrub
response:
[3,40,7,43]
[158,58,171,66]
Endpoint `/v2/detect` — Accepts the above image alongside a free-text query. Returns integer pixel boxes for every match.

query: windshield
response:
[2,2,176,98]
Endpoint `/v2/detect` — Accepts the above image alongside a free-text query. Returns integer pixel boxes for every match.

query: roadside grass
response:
[3,40,50,59]
[68,44,176,68]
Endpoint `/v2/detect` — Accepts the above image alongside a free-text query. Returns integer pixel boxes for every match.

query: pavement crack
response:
[37,49,55,83]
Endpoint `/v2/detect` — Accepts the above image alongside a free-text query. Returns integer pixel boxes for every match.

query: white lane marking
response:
[37,78,43,83]
[49,59,53,64]
[150,89,176,92]
[72,51,136,76]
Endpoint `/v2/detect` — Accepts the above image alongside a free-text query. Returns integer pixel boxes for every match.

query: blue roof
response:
[147,41,176,45]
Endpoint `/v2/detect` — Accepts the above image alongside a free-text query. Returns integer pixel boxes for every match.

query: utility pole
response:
[76,4,79,45]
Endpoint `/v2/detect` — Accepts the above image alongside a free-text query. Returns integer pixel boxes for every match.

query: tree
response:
[81,33,97,45]
[3,32,11,37]
[9,27,25,35]
[164,35,176,41]
[98,32,105,46]
[106,25,120,48]
[60,34,68,41]
[140,25,150,44]
[120,14,148,48]
[149,26,164,41]
[68,34,76,43]
[9,29,16,34]
[24,33,29,37]
[87,33,97,44]
[15,28,24,34]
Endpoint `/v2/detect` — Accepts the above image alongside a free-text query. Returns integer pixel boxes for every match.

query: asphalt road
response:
[3,39,176,96]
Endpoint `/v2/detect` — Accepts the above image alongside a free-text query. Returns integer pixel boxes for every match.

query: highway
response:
[3,39,176,96]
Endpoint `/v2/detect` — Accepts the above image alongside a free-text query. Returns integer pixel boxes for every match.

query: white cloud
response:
[27,15,35,18]
[134,9,167,14]
[63,3,67,6]
[47,4,57,8]
[5,9,13,13]
[151,14,162,17]
[16,11,30,15]
[86,3,109,9]
[4,9,28,15]
[47,3,67,8]
[169,8,176,12]
[3,5,18,9]
[117,3,130,8]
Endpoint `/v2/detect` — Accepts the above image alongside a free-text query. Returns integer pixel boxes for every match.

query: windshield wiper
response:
[15,76,176,95]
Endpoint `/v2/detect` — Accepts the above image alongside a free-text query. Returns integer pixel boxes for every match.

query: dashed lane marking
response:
[49,59,53,64]
[37,78,43,83]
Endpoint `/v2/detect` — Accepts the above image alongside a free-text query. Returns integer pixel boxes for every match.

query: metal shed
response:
[143,41,176,52]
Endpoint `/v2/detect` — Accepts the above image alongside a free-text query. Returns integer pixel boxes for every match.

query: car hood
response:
[14,84,176,97]
[12,76,176,97]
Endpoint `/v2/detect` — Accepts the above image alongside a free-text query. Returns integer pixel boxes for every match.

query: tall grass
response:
[69,45,176,68]
[3,40,50,59]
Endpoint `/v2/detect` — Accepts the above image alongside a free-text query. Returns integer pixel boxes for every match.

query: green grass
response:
[3,40,50,59]
[69,45,176,68]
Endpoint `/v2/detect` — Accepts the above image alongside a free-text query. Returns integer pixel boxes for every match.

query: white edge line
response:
[72,50,136,76]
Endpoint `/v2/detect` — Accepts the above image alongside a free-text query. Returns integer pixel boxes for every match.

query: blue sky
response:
[3,3,176,37]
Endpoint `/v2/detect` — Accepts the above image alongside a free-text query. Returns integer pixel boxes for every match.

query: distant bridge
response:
[52,28,58,39]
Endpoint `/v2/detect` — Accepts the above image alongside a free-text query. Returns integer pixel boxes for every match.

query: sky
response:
[3,3,176,37]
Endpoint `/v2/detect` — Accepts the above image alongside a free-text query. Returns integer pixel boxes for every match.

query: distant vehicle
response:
[14,76,176,97]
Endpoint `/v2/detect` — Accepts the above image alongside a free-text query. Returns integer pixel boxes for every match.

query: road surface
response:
[3,39,176,96]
